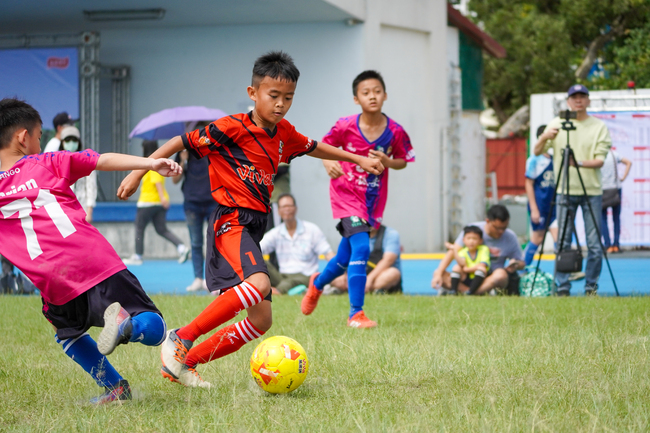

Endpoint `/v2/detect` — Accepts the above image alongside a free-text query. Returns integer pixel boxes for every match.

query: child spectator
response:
[301,70,415,328]
[117,52,383,387]
[601,149,632,253]
[0,98,177,404]
[123,140,189,265]
[58,125,97,223]
[446,225,490,295]
[522,125,558,266]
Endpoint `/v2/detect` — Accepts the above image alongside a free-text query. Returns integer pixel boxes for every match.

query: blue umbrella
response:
[129,106,228,140]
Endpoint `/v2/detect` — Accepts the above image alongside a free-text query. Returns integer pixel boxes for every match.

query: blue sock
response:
[314,237,351,290]
[347,232,370,318]
[56,333,122,388]
[130,312,166,346]
[523,241,539,266]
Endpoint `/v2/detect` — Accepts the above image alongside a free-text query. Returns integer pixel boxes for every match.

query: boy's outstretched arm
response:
[310,142,383,175]
[117,136,185,200]
[96,153,181,177]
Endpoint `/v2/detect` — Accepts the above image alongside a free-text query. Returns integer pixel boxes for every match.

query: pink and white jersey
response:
[0,151,126,306]
[322,114,415,227]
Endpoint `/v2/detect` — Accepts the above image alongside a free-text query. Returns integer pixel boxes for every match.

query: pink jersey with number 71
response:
[322,114,415,228]
[0,151,126,306]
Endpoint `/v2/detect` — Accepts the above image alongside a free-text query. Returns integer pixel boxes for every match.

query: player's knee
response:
[248,309,272,333]
[451,264,462,273]
[246,272,271,297]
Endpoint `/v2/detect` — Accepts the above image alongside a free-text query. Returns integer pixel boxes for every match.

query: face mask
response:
[63,141,79,152]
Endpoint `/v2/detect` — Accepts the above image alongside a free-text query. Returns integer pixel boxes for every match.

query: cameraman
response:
[533,84,612,296]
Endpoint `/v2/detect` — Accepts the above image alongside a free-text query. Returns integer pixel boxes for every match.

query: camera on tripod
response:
[559,110,577,131]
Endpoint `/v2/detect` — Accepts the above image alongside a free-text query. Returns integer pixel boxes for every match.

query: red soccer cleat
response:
[301,273,322,315]
[347,311,377,328]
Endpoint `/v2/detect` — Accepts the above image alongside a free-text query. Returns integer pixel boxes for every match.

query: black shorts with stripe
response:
[42,269,161,340]
[336,216,372,238]
[205,204,271,298]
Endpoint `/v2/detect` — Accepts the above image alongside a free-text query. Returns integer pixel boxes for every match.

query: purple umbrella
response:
[129,106,228,140]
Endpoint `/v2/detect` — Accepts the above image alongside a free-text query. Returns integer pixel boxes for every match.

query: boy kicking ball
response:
[118,51,384,388]
[0,98,179,404]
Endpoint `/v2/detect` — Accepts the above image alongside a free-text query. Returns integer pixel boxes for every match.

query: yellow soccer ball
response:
[250,336,309,394]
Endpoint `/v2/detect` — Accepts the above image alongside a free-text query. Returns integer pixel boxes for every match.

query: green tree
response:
[467,0,650,123]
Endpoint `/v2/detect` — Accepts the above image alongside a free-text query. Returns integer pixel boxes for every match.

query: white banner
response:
[571,112,650,246]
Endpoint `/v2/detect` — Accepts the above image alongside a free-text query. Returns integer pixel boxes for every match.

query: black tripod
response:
[531,111,619,296]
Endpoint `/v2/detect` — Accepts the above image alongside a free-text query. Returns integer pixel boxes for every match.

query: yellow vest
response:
[458,245,490,278]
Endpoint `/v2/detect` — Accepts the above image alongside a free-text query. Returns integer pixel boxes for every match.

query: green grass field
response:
[1,294,649,432]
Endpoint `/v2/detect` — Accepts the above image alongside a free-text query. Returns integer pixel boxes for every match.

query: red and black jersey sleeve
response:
[182,117,235,159]
[280,123,318,164]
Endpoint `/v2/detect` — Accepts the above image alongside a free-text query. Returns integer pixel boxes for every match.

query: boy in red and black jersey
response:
[118,51,383,388]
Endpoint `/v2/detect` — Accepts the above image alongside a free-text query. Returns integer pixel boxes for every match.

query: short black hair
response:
[536,124,547,139]
[277,193,296,206]
[0,98,42,149]
[352,70,386,96]
[487,204,510,222]
[463,225,483,238]
[142,140,158,157]
[252,51,300,87]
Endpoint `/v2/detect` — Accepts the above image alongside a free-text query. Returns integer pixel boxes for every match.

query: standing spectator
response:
[431,205,524,295]
[533,84,612,296]
[601,149,632,253]
[327,224,403,295]
[123,140,189,265]
[522,125,557,266]
[173,144,217,292]
[58,126,97,223]
[43,111,73,152]
[260,194,334,294]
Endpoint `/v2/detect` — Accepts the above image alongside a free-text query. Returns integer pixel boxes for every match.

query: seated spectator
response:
[260,193,334,294]
[431,204,524,295]
[445,225,490,295]
[327,224,403,295]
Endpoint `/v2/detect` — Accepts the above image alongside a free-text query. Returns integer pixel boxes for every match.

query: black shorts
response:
[336,216,372,238]
[205,204,271,294]
[42,269,161,340]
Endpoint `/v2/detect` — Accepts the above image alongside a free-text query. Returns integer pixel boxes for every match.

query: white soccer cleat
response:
[160,329,192,378]
[161,365,211,389]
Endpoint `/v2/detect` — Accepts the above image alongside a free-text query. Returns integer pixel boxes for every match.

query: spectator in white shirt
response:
[260,194,334,294]
[43,112,74,153]
[601,149,632,253]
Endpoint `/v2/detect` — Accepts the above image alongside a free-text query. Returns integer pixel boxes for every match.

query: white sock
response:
[177,244,187,254]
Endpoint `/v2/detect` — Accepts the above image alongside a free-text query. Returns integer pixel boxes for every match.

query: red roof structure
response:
[447,3,506,59]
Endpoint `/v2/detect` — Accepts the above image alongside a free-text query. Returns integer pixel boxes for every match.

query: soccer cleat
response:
[301,273,322,315]
[97,302,133,356]
[161,365,211,389]
[160,329,193,379]
[186,278,206,292]
[347,311,377,328]
[89,380,132,405]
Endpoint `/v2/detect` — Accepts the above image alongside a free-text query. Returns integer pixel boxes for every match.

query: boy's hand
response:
[359,157,384,175]
[530,209,540,224]
[369,149,390,167]
[151,158,182,177]
[542,128,559,141]
[323,160,344,179]
[117,172,142,200]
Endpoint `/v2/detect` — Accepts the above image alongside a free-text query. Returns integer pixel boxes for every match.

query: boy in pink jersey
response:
[0,98,181,404]
[301,70,415,327]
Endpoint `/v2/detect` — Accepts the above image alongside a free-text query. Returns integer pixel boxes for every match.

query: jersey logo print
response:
[236,165,275,186]
[1,189,76,260]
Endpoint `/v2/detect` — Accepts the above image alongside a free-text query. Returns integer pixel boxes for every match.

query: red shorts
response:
[205,204,269,293]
